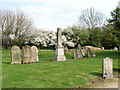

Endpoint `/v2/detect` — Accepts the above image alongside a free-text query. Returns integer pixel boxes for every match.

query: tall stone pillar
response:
[54,28,66,61]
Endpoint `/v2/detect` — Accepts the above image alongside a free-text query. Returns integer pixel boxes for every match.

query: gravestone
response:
[92,51,96,57]
[102,47,104,50]
[76,49,82,58]
[87,48,93,57]
[78,44,83,58]
[31,46,39,62]
[11,45,21,64]
[73,52,77,59]
[23,45,32,64]
[54,28,66,61]
[78,44,81,50]
[114,47,118,50]
[64,47,68,53]
[103,57,113,78]
[81,49,86,57]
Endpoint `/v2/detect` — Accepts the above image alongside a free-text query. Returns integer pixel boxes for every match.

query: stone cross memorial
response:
[54,28,66,61]
[11,45,21,64]
[23,45,32,64]
[31,46,39,62]
[103,57,113,78]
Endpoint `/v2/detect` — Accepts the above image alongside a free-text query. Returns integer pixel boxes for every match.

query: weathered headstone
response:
[102,47,104,50]
[114,47,118,50]
[103,57,113,78]
[11,45,21,64]
[87,48,93,57]
[81,49,86,57]
[23,45,32,64]
[78,44,83,58]
[92,51,96,57]
[64,47,68,53]
[76,49,82,58]
[54,28,66,61]
[31,46,39,62]
[73,52,77,59]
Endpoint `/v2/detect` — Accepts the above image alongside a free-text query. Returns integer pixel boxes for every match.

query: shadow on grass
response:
[89,72,102,77]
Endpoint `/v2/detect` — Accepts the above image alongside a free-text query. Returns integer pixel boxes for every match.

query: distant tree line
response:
[62,7,120,49]
[0,7,120,49]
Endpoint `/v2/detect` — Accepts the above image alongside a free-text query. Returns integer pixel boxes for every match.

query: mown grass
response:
[2,49,119,88]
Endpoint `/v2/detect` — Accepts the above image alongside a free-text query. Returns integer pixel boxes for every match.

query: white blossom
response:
[28,29,75,48]
[9,34,15,40]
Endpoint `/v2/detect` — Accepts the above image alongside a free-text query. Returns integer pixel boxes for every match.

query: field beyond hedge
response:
[2,49,119,88]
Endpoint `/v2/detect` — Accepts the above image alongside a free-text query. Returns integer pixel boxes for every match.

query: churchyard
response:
[1,2,120,88]
[2,48,119,88]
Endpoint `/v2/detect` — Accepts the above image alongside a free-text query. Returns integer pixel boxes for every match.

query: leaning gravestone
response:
[54,28,66,61]
[103,57,113,78]
[87,48,93,57]
[11,45,21,64]
[23,45,32,64]
[31,46,39,62]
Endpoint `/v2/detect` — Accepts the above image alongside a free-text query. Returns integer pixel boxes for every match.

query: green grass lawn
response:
[2,49,119,88]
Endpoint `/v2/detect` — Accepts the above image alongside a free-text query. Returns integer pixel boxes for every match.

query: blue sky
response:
[0,0,119,31]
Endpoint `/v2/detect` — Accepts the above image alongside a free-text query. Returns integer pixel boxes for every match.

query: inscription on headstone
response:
[11,45,21,64]
[103,57,113,78]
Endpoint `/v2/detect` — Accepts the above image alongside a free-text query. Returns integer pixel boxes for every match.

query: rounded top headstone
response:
[11,45,20,51]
